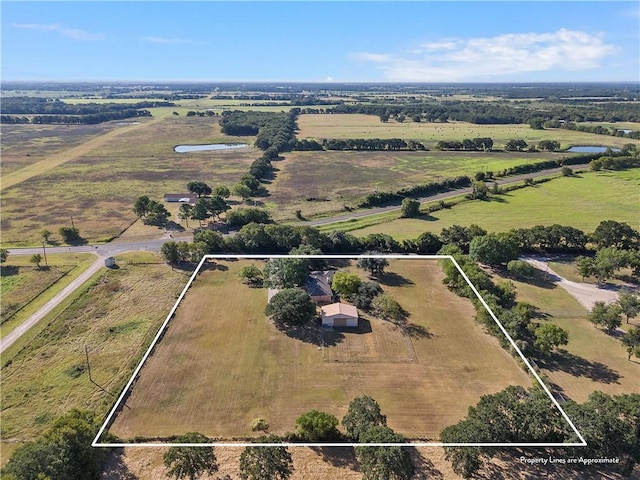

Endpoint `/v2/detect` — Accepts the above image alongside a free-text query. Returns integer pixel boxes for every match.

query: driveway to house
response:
[522,256,623,311]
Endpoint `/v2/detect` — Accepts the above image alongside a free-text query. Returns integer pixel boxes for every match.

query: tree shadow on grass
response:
[275,321,344,347]
[101,448,139,480]
[377,271,415,287]
[0,265,19,276]
[310,446,359,471]
[404,323,433,339]
[540,350,621,384]
[409,447,444,480]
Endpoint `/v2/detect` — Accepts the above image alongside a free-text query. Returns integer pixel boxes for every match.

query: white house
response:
[321,303,358,328]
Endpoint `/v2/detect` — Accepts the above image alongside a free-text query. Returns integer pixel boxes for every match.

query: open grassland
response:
[109,259,529,441]
[269,150,560,220]
[297,114,640,150]
[490,271,639,403]
[0,253,95,339]
[0,123,119,177]
[350,169,640,240]
[0,253,188,441]
[1,117,257,245]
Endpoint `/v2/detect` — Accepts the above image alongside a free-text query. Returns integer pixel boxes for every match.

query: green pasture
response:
[349,169,640,240]
[0,256,188,441]
[296,114,640,150]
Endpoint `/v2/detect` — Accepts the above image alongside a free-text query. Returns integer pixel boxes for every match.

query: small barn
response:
[104,256,116,268]
[306,271,334,304]
[163,193,198,204]
[321,303,358,328]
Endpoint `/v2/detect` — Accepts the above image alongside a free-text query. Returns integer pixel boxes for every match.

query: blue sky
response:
[2,1,639,82]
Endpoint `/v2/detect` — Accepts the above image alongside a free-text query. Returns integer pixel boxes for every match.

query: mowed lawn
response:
[1,117,257,245]
[490,272,640,403]
[109,259,530,441]
[350,169,640,240]
[297,114,640,150]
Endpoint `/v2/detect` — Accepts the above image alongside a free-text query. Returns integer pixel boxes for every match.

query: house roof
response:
[163,193,198,202]
[306,271,333,298]
[321,303,358,318]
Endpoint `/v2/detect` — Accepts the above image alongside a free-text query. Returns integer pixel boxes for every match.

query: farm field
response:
[0,253,96,340]
[268,149,561,220]
[0,117,257,246]
[349,169,640,240]
[489,271,640,403]
[0,123,120,177]
[0,253,188,443]
[297,114,640,150]
[108,258,532,441]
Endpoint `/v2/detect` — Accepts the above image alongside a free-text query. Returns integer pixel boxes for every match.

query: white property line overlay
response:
[93,254,587,448]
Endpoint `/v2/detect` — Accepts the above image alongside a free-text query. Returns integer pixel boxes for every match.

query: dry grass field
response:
[0,123,119,177]
[297,114,640,150]
[0,254,189,442]
[108,258,530,441]
[0,117,257,245]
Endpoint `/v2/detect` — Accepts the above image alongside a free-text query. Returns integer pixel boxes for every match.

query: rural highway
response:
[2,164,587,353]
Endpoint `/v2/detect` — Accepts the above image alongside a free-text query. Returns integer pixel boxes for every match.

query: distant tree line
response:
[0,97,174,124]
[321,138,426,151]
[321,99,640,124]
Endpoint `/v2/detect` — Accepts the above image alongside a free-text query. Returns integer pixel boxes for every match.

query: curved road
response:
[2,165,587,352]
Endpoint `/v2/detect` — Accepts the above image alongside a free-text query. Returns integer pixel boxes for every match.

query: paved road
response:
[0,254,106,354]
[523,257,623,311]
[294,164,589,227]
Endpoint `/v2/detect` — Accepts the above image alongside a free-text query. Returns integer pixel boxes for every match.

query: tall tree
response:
[178,204,193,227]
[239,436,293,480]
[355,426,415,480]
[263,258,309,289]
[30,253,43,269]
[295,410,340,441]
[533,323,569,354]
[163,432,218,480]
[187,181,212,197]
[265,288,316,326]
[469,234,519,266]
[618,292,640,323]
[342,395,387,442]
[331,272,362,297]
[621,328,640,360]
[1,248,8,263]
[399,198,420,218]
[356,253,389,276]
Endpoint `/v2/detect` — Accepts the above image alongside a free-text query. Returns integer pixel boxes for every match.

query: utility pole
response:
[70,215,75,230]
[84,344,93,384]
[42,241,48,267]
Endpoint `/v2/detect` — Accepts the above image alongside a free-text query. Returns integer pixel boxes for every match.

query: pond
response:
[174,143,249,153]
[566,146,621,153]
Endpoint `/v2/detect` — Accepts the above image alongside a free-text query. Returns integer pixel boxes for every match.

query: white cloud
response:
[351,29,617,81]
[141,36,208,45]
[13,23,105,41]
